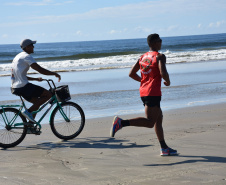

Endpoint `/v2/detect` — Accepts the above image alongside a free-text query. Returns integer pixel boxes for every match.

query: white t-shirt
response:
[11,51,36,88]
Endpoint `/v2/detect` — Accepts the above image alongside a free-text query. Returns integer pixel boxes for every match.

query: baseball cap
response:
[20,39,36,49]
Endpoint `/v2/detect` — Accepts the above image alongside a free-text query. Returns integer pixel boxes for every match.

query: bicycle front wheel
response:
[50,102,85,140]
[0,108,27,148]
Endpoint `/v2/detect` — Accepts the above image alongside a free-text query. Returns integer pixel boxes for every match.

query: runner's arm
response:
[30,63,61,82]
[129,60,141,82]
[158,54,170,86]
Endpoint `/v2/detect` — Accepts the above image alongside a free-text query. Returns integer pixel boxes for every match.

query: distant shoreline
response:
[1,32,226,45]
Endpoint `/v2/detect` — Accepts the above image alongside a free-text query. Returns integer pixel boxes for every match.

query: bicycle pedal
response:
[34,127,42,135]
[34,131,42,135]
[27,127,41,135]
[34,128,42,135]
[26,128,34,134]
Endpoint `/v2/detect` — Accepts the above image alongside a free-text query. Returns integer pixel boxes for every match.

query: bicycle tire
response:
[50,102,85,140]
[0,108,27,148]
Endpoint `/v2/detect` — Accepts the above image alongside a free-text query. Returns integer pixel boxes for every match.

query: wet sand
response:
[1,103,226,184]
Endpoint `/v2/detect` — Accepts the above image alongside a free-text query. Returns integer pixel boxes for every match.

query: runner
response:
[110,33,177,156]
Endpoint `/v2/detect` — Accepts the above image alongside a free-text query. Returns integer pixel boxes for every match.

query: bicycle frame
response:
[0,79,70,130]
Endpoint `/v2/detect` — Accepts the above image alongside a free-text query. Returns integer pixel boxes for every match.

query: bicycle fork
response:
[57,103,70,122]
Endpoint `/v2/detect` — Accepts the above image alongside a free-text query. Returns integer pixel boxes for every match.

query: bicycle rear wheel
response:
[50,102,85,140]
[0,108,27,148]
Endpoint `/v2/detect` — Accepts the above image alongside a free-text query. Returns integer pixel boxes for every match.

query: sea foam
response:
[1,49,226,76]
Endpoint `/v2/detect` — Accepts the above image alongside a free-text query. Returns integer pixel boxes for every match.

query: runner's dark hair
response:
[147,33,160,47]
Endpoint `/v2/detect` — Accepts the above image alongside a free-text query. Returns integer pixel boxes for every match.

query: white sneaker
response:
[22,110,36,123]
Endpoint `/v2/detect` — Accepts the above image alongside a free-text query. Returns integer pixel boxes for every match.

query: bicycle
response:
[0,79,85,149]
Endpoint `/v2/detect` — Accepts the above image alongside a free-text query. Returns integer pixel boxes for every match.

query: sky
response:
[0,0,226,44]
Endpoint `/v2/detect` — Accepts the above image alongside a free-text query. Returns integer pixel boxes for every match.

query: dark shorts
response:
[11,83,45,101]
[141,96,161,108]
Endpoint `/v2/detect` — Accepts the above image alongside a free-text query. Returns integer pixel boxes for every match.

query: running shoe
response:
[160,147,178,156]
[110,116,122,137]
[22,110,36,123]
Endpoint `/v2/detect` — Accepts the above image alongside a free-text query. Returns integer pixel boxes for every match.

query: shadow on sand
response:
[3,137,151,151]
[144,155,226,166]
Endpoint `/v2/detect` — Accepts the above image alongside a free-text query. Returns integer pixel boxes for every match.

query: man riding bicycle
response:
[11,39,61,123]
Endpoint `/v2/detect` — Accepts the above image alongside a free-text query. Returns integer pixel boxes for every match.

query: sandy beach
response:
[0,102,226,185]
[0,59,225,184]
[1,37,226,184]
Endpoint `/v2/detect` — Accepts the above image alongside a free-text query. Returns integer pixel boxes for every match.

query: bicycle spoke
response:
[0,108,27,148]
[50,102,85,140]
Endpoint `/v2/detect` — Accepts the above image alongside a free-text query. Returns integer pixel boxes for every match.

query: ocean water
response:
[1,33,226,75]
[0,33,226,119]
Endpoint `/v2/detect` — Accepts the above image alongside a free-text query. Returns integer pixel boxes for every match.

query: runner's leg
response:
[128,105,161,128]
[154,108,164,141]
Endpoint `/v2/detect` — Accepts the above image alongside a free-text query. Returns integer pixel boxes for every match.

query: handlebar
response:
[43,79,57,93]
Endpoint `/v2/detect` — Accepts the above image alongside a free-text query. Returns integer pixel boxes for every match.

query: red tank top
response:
[139,51,162,97]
